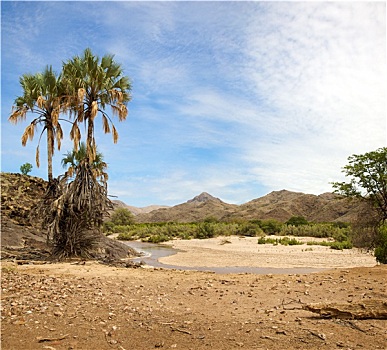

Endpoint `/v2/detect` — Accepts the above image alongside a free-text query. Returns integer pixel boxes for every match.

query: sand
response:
[158,235,377,269]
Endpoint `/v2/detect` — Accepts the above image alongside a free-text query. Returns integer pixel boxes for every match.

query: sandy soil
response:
[1,238,386,350]
[1,262,386,350]
[159,236,377,269]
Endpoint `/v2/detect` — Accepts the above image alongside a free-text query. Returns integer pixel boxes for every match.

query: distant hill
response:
[135,190,361,223]
[112,200,169,215]
[224,190,360,222]
[135,192,238,223]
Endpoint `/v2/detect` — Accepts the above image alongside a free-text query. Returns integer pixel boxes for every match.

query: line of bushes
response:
[257,236,352,250]
[104,209,352,247]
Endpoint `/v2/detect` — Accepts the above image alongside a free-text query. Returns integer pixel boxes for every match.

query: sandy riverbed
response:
[158,236,377,269]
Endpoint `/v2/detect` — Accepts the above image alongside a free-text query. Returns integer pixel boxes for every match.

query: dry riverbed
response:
[1,258,386,350]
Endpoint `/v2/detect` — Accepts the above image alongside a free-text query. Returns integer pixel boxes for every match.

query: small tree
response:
[332,147,387,223]
[332,147,387,263]
[286,216,309,226]
[20,162,33,175]
[110,208,134,226]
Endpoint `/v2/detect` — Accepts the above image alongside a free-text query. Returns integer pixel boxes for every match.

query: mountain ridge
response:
[129,190,360,223]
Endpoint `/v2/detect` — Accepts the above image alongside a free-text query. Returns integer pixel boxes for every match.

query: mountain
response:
[134,190,361,223]
[112,200,169,215]
[135,192,238,223]
[224,190,359,222]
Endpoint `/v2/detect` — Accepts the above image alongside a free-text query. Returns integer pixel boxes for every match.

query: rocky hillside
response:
[136,190,360,223]
[0,173,136,260]
[136,192,238,223]
[224,190,359,222]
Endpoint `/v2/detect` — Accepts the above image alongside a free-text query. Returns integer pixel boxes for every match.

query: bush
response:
[236,223,263,237]
[259,219,283,235]
[257,237,278,245]
[280,223,349,239]
[103,221,116,234]
[329,241,353,250]
[279,237,303,246]
[286,216,308,226]
[257,236,303,246]
[306,240,352,250]
[145,234,170,243]
[195,222,215,239]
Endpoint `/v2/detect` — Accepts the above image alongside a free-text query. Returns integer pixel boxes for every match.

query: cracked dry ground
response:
[1,263,386,350]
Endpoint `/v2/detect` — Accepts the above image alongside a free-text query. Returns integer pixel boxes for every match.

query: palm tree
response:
[62,142,107,179]
[8,66,66,182]
[44,49,132,259]
[62,48,132,165]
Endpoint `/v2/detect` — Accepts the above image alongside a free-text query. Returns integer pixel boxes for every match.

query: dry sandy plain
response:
[1,236,386,350]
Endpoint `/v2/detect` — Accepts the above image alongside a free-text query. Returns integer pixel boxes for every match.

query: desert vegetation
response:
[104,210,352,249]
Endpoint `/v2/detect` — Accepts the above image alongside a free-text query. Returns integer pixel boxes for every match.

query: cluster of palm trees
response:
[9,48,131,182]
[9,48,132,259]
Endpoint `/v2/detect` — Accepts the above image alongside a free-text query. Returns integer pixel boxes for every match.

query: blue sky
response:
[1,1,386,207]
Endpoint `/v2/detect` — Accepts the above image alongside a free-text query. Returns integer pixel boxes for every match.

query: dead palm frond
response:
[112,125,118,144]
[35,146,40,168]
[21,123,35,146]
[37,95,46,109]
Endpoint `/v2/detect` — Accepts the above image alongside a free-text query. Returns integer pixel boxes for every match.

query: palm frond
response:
[37,95,46,109]
[70,123,81,149]
[9,106,28,124]
[112,124,119,144]
[78,88,86,102]
[91,100,98,120]
[36,145,40,168]
[56,124,63,150]
[52,108,59,127]
[102,114,110,134]
[118,104,128,121]
[21,123,35,146]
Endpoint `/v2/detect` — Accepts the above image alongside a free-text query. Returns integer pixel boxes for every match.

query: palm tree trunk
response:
[47,127,54,182]
[86,118,94,163]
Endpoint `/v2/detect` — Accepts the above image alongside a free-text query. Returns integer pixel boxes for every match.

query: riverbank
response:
[158,235,377,269]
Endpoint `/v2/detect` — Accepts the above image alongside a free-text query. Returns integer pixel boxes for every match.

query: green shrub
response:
[259,219,283,235]
[257,237,278,245]
[236,223,263,237]
[145,234,171,243]
[279,237,303,246]
[306,240,352,250]
[257,236,303,246]
[117,232,137,240]
[103,221,116,234]
[195,222,215,239]
[332,230,349,243]
[286,216,308,226]
[329,241,353,250]
[280,223,350,239]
